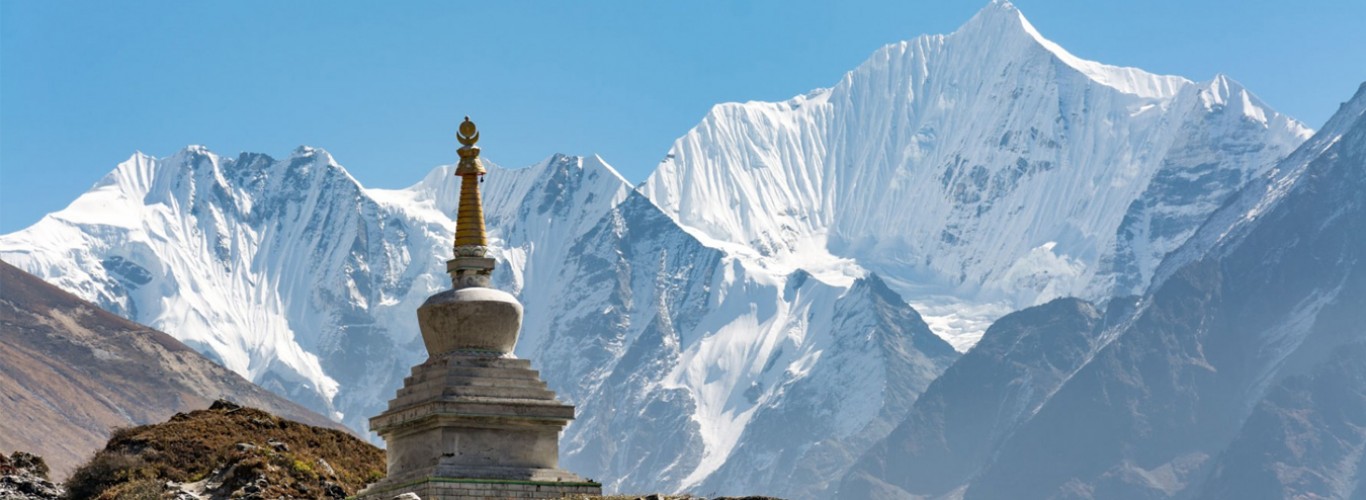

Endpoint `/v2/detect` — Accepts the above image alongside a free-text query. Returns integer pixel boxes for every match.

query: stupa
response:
[358,118,601,499]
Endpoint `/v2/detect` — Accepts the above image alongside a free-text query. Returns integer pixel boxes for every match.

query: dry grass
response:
[64,400,383,499]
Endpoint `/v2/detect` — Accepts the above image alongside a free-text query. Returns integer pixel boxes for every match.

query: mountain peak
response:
[526,153,630,189]
[954,1,1189,99]
[584,153,631,186]
[953,0,1048,50]
[1196,75,1312,138]
[962,0,1027,31]
[169,144,217,164]
[289,145,334,163]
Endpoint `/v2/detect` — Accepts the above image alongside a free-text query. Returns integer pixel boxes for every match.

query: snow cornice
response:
[966,0,1190,99]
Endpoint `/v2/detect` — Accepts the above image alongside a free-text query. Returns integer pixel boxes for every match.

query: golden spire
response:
[447,116,496,289]
[453,117,488,254]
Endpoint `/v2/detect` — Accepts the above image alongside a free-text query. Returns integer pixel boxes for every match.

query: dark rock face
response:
[838,297,1117,498]
[841,83,1366,499]
[966,262,1243,498]
[963,84,1366,500]
[1198,342,1366,499]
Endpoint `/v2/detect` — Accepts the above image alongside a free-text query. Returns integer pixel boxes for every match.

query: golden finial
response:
[457,116,480,146]
[455,116,485,176]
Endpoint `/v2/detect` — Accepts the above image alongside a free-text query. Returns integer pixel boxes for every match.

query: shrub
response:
[102,478,163,500]
[7,451,50,479]
[64,451,149,500]
[290,457,315,478]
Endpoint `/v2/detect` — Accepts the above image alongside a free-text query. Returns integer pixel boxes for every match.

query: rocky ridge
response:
[841,82,1366,499]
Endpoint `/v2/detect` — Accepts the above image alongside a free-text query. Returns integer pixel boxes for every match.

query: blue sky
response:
[2,0,1363,233]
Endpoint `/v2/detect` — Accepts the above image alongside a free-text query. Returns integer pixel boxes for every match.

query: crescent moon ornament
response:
[457,117,480,146]
[457,131,479,146]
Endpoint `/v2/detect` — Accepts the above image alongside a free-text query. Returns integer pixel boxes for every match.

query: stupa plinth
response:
[359,118,601,499]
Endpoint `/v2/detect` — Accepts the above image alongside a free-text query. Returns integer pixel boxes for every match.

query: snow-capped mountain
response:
[0,1,1326,497]
[842,81,1366,499]
[0,146,435,430]
[520,193,957,496]
[0,148,958,497]
[641,1,1310,348]
[0,147,640,433]
[346,158,959,497]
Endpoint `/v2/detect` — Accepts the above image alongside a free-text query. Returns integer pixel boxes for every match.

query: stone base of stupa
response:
[358,477,602,500]
[357,352,601,499]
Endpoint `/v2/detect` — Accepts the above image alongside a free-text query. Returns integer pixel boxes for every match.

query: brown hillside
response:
[0,259,343,480]
[66,400,383,499]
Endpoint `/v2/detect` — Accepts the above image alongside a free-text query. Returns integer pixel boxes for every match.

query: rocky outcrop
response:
[0,452,61,500]
[62,401,383,500]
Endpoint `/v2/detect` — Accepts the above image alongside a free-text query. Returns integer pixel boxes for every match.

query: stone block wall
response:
[359,478,602,499]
